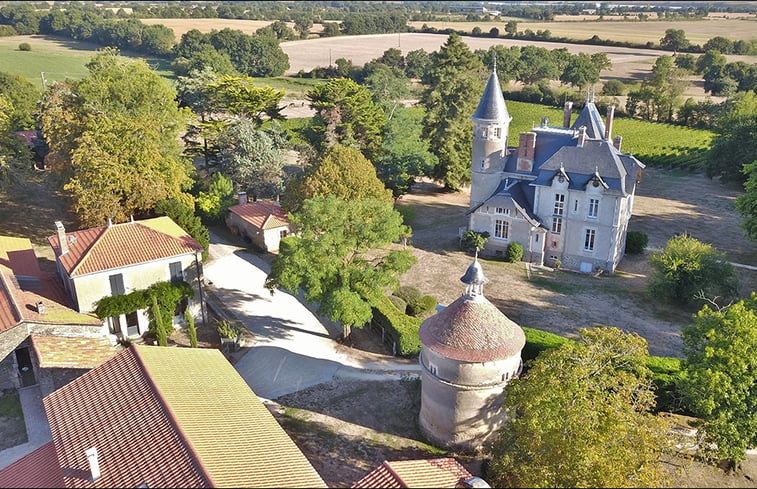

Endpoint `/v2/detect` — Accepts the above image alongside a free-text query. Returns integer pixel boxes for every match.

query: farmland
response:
[140,18,327,41]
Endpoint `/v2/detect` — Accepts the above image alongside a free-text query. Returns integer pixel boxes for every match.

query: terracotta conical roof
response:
[471,68,510,122]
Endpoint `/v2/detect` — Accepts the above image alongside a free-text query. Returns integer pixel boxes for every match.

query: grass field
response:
[140,18,327,41]
[252,76,326,98]
[408,18,757,44]
[0,35,173,88]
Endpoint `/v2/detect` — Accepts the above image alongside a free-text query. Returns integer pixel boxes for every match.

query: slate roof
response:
[0,236,101,333]
[44,345,325,489]
[352,458,473,488]
[0,442,64,489]
[228,200,289,230]
[419,293,525,363]
[48,217,203,277]
[571,101,606,139]
[469,179,542,228]
[502,126,575,174]
[471,69,510,122]
[31,334,118,369]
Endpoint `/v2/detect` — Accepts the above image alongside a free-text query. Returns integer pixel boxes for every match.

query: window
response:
[553,194,565,216]
[109,274,125,296]
[481,127,488,138]
[493,127,501,138]
[584,229,596,251]
[169,261,183,284]
[551,217,562,234]
[495,207,510,215]
[573,199,579,212]
[280,229,288,238]
[588,198,599,218]
[494,219,509,239]
[534,234,539,242]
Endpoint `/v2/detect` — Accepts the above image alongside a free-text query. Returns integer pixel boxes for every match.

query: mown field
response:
[0,35,173,88]
[408,17,757,44]
[140,18,327,41]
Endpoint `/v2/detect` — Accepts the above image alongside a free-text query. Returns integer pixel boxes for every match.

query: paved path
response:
[0,385,52,470]
[204,232,419,400]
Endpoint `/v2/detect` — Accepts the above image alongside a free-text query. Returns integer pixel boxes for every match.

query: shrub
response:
[462,230,489,252]
[368,293,422,356]
[649,235,738,304]
[17,43,31,51]
[601,79,625,96]
[216,319,241,339]
[185,308,197,348]
[625,231,648,254]
[394,285,422,306]
[388,295,407,314]
[408,294,437,317]
[506,242,524,262]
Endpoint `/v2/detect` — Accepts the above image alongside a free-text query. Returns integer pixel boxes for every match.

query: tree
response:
[307,78,386,161]
[421,34,483,190]
[644,55,689,121]
[679,295,757,465]
[487,327,673,488]
[0,71,39,130]
[505,20,518,36]
[560,52,601,90]
[364,64,409,118]
[703,36,734,54]
[377,106,437,198]
[154,198,210,260]
[172,44,237,77]
[197,172,235,223]
[265,196,415,336]
[283,145,392,212]
[217,119,285,200]
[293,15,313,39]
[206,74,285,124]
[660,28,690,54]
[404,48,431,79]
[649,235,738,305]
[185,307,198,348]
[516,45,560,85]
[256,20,297,41]
[707,92,757,182]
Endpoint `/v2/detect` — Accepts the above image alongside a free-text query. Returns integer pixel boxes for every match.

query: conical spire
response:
[472,63,511,122]
[460,251,489,297]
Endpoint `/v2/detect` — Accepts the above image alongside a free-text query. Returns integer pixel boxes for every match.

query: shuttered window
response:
[109,274,125,296]
[169,261,183,284]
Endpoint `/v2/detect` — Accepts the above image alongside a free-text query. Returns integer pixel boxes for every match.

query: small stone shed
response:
[227,192,290,253]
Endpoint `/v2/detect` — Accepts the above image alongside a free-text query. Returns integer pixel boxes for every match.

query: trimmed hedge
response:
[388,295,408,314]
[625,231,648,254]
[368,292,422,357]
[408,294,437,317]
[506,242,524,262]
[394,286,422,305]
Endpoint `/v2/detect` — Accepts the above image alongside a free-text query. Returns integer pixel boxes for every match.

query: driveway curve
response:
[204,232,419,400]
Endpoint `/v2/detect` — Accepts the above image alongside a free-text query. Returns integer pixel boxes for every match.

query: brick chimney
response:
[577,126,587,148]
[613,135,623,151]
[237,191,247,206]
[563,101,573,128]
[55,221,68,255]
[604,105,615,140]
[516,132,537,172]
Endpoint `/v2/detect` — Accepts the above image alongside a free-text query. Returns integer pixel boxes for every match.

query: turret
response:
[470,61,512,208]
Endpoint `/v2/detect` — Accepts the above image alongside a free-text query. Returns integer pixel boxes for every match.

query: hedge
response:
[408,294,437,317]
[368,292,422,357]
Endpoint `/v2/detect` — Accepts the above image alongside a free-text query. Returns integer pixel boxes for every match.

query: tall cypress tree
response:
[421,34,484,190]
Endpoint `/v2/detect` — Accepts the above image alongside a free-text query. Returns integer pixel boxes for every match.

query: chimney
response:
[107,218,112,228]
[563,101,573,128]
[577,126,587,147]
[613,135,623,151]
[36,301,46,315]
[237,191,247,206]
[55,221,69,255]
[85,447,101,481]
[604,105,615,140]
[516,132,537,172]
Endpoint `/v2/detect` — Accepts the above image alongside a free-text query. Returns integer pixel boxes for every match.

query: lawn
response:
[0,391,27,451]
[252,76,327,98]
[0,35,174,88]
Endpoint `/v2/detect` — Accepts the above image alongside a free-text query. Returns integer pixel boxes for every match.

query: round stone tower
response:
[470,61,512,209]
[418,255,525,451]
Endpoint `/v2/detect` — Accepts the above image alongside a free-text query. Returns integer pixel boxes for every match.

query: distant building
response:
[227,192,290,253]
[466,65,644,272]
[418,256,525,450]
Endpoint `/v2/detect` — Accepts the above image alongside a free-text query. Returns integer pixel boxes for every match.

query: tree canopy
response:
[421,33,483,190]
[0,71,38,130]
[487,327,673,488]
[39,49,193,227]
[265,196,415,334]
[679,295,757,465]
[660,28,690,53]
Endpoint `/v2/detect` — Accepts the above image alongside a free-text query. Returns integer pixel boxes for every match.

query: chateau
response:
[467,67,645,272]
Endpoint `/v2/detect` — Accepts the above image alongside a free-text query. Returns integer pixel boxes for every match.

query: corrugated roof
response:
[44,345,325,489]
[228,200,289,230]
[31,334,119,369]
[0,442,64,489]
[472,70,510,122]
[419,293,525,363]
[352,458,472,488]
[48,217,203,277]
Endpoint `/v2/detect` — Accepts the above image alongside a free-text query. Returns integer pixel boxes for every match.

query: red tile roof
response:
[31,334,119,369]
[419,294,525,363]
[44,345,325,489]
[48,217,203,277]
[0,237,101,333]
[228,200,289,230]
[352,458,473,488]
[0,442,64,488]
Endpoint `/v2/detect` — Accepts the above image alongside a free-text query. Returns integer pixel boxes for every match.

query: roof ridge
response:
[68,226,107,276]
[0,270,23,324]
[131,345,216,488]
[383,461,409,488]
